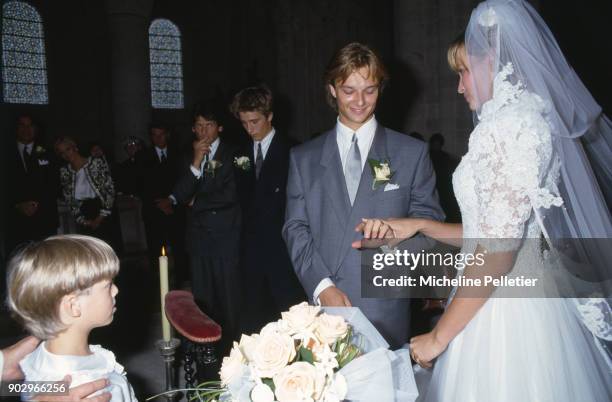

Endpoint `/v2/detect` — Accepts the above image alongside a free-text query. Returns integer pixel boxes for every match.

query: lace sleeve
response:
[473,106,558,240]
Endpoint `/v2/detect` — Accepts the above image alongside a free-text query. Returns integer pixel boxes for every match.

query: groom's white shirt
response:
[313,115,377,303]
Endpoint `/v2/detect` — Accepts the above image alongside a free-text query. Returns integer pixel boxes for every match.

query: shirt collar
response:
[154,146,167,157]
[335,115,377,152]
[18,142,33,153]
[253,128,275,159]
[209,137,221,159]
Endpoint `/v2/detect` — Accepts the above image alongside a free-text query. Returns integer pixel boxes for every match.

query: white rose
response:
[322,373,348,402]
[374,164,391,181]
[238,156,249,164]
[281,302,320,335]
[238,334,259,362]
[252,332,296,378]
[273,362,326,402]
[260,320,289,336]
[219,343,246,386]
[251,383,275,402]
[314,313,348,345]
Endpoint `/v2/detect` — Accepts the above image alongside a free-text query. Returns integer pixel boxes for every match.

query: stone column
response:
[105,0,153,160]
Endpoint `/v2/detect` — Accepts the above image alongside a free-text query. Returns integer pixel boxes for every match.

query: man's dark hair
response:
[192,100,226,126]
[229,85,273,118]
[149,122,170,134]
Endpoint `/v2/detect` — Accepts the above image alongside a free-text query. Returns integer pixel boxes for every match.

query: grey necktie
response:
[255,142,263,179]
[344,133,361,205]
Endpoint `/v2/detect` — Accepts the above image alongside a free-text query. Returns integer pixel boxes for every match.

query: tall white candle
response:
[159,246,171,342]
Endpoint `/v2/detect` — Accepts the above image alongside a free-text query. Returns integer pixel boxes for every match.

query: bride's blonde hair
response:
[447,31,467,73]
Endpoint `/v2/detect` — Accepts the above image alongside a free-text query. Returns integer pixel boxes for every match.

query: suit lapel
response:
[319,130,351,223]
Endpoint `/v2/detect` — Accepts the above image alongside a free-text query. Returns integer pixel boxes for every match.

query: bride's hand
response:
[352,218,422,249]
[409,331,448,369]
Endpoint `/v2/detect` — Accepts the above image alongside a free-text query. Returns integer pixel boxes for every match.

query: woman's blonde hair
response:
[447,31,467,73]
[6,235,119,339]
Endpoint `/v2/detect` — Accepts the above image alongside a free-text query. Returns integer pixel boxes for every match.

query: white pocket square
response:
[38,159,49,166]
[384,183,400,191]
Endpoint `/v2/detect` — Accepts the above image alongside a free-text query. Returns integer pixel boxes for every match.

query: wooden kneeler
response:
[164,290,222,391]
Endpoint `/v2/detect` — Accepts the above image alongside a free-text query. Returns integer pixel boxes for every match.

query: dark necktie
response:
[160,150,167,164]
[23,146,33,172]
[255,142,263,179]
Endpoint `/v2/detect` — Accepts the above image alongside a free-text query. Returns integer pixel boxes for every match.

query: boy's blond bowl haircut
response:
[6,235,119,340]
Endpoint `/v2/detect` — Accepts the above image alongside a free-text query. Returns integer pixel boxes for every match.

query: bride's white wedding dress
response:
[419,65,611,402]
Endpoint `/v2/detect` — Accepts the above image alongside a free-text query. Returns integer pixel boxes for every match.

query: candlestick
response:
[159,246,171,342]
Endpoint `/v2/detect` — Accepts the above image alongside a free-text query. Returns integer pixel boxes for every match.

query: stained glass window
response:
[149,19,183,109]
[2,1,48,104]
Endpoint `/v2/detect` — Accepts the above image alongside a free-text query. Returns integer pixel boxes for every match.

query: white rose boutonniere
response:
[35,145,46,154]
[234,156,251,171]
[367,158,394,189]
[205,159,222,177]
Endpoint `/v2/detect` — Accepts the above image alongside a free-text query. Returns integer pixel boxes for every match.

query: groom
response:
[282,42,444,348]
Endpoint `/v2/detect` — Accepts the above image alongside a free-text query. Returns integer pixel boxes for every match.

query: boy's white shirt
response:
[20,342,137,401]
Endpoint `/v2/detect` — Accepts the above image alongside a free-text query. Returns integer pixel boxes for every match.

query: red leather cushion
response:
[164,290,222,343]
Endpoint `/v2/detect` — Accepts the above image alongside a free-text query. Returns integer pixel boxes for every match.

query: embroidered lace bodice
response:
[453,64,563,247]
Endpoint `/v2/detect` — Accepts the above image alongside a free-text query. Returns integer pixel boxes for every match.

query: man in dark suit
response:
[6,115,59,253]
[114,136,144,197]
[139,124,185,282]
[230,86,306,335]
[170,102,241,354]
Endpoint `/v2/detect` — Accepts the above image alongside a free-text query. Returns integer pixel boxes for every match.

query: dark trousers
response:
[239,248,307,335]
[189,245,241,357]
[144,207,186,284]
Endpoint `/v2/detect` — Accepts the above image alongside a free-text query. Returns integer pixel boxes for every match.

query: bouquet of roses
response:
[193,302,359,402]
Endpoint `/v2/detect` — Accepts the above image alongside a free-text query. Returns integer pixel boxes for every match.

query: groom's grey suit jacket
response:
[282,123,444,348]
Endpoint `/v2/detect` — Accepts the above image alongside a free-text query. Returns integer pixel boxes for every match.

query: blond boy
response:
[7,235,136,401]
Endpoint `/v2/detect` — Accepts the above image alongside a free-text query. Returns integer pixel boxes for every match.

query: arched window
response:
[2,1,48,104]
[149,19,183,109]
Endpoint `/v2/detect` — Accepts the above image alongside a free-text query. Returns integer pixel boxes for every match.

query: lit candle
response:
[159,246,171,342]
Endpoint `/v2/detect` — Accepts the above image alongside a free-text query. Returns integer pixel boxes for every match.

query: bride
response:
[356,0,611,400]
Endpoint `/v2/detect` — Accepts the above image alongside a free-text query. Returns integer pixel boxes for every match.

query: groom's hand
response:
[319,287,352,307]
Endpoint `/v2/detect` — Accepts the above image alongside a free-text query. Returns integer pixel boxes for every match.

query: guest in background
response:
[55,137,119,250]
[429,133,460,223]
[87,141,109,164]
[230,85,306,334]
[6,114,59,254]
[139,124,186,282]
[114,136,144,196]
[170,102,241,355]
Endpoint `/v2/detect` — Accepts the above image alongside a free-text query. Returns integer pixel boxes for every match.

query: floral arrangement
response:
[194,302,361,402]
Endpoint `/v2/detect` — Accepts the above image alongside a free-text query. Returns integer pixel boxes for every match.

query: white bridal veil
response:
[464,0,612,343]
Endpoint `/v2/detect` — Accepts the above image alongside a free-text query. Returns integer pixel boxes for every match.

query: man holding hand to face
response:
[170,101,241,355]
